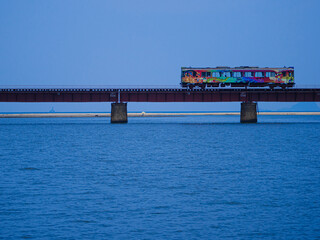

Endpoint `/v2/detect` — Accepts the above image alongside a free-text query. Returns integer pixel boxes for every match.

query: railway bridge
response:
[1,87,320,123]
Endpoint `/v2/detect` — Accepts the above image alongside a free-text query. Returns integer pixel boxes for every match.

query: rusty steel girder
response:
[0,88,320,102]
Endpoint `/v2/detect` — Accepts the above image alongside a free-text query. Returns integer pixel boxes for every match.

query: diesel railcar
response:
[181,66,294,89]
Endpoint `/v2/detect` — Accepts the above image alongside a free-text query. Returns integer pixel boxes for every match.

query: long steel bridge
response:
[1,87,320,102]
[1,87,320,123]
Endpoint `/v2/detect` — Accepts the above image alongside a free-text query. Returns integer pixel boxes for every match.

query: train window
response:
[233,72,241,78]
[201,72,206,77]
[270,72,276,77]
[212,72,220,77]
[222,72,231,77]
[282,72,287,76]
[244,72,253,77]
[266,72,270,77]
[255,72,264,77]
[182,71,186,77]
[207,72,211,77]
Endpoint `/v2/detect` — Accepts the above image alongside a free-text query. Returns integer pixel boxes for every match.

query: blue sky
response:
[1,0,320,112]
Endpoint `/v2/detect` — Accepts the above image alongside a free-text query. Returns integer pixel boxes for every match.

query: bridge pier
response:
[111,103,128,123]
[240,102,257,123]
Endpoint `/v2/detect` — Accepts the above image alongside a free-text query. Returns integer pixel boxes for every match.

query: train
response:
[181,66,294,89]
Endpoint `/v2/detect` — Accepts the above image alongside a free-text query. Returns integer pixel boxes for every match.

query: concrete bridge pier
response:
[240,102,257,123]
[111,103,128,123]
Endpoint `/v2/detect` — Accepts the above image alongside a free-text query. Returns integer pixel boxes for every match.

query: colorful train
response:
[181,66,294,89]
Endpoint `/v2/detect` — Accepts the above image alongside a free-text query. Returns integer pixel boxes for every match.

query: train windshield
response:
[182,70,197,77]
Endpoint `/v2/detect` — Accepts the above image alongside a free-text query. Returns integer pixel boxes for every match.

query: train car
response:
[181,66,294,89]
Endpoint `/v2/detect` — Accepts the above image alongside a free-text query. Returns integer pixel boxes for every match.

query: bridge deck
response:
[0,88,320,102]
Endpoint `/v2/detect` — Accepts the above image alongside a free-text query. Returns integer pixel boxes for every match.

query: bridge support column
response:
[240,102,257,123]
[111,103,127,123]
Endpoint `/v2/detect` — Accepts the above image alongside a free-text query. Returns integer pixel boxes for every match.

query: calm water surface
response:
[1,116,320,239]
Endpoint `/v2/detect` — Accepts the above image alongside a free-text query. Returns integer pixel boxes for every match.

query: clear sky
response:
[1,0,320,112]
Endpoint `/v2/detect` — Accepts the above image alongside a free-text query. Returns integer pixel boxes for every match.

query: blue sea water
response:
[1,115,320,239]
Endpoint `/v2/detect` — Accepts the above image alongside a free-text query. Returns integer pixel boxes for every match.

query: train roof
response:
[182,66,294,71]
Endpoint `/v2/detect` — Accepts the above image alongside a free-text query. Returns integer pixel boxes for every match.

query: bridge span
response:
[1,87,320,123]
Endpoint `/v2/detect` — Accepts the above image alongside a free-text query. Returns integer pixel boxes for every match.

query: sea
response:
[1,115,320,239]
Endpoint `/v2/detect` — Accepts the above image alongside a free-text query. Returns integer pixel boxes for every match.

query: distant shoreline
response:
[1,112,320,118]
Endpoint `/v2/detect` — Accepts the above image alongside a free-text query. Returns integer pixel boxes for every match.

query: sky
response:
[0,0,320,112]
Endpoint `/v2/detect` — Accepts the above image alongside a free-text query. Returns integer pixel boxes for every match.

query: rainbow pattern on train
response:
[181,66,294,89]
